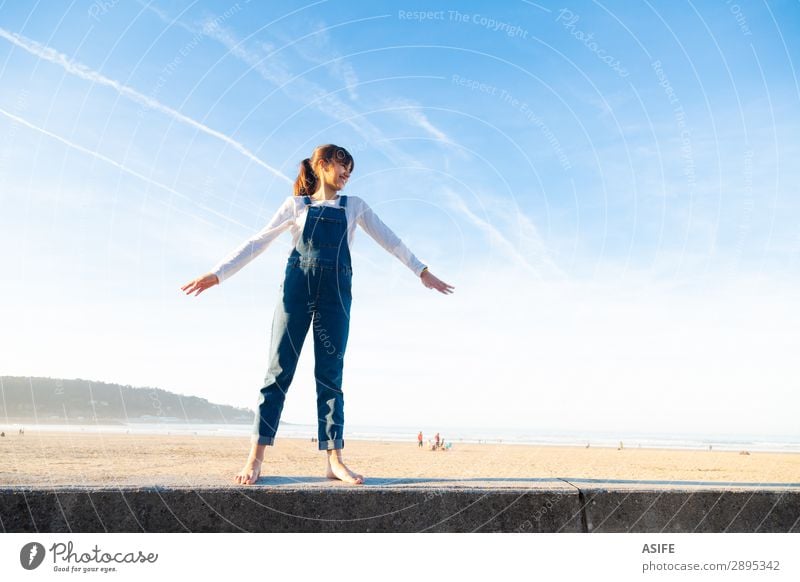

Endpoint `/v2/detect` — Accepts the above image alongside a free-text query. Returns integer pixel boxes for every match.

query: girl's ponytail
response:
[292,145,355,197]
[293,157,317,197]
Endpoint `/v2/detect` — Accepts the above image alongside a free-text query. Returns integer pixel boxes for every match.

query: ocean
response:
[4,421,799,454]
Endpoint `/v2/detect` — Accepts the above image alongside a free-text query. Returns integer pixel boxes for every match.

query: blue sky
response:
[1,0,798,438]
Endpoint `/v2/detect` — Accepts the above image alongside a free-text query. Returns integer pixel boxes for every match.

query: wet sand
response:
[0,430,798,487]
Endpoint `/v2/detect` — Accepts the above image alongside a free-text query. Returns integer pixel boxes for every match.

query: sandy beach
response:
[0,430,798,488]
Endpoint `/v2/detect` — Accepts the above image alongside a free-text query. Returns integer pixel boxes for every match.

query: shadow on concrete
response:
[251,476,567,486]
[249,475,800,489]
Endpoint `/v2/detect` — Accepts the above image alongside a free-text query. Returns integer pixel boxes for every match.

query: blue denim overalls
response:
[252,195,353,450]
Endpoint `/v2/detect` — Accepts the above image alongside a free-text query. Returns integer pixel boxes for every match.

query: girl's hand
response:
[421,270,455,295]
[181,273,219,296]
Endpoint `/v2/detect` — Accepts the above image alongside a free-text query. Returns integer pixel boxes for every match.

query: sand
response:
[0,430,798,488]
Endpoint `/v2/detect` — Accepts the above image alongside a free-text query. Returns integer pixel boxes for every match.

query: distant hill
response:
[0,376,253,424]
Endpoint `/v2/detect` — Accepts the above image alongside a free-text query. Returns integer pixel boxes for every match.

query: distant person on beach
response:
[181,144,455,486]
[418,431,423,448]
[434,432,440,449]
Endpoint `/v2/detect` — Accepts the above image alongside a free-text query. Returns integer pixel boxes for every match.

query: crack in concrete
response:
[557,477,588,533]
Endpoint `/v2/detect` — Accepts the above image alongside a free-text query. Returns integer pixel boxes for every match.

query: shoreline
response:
[1,421,798,454]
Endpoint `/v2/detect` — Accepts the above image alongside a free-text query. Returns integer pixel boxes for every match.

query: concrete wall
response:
[1,486,797,532]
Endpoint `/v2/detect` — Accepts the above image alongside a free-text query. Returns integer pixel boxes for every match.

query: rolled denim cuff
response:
[251,434,275,446]
[318,438,344,451]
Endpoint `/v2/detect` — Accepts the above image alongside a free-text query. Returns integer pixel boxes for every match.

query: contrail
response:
[0,105,250,229]
[0,27,291,184]
[441,187,562,278]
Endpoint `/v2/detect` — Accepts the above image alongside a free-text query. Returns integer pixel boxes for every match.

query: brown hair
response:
[293,144,355,197]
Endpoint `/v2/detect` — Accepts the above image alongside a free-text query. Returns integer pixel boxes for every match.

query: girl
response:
[181,144,454,485]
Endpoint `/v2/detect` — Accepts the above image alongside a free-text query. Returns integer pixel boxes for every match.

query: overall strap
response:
[303,195,311,205]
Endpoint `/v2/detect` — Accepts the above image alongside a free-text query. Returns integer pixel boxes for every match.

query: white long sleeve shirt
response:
[210,195,428,284]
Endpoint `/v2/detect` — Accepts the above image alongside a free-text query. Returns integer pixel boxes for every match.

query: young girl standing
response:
[181,144,454,485]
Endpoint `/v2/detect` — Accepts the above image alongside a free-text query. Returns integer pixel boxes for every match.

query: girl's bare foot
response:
[326,450,364,484]
[234,457,262,485]
[234,443,266,485]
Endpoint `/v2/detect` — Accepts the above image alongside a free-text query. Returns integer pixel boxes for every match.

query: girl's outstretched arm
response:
[208,196,295,284]
[180,197,295,296]
[354,197,455,294]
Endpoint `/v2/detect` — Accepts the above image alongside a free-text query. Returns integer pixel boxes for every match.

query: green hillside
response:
[0,376,253,424]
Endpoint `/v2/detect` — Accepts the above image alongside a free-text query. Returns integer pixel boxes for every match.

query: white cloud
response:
[191,15,421,166]
[404,107,449,142]
[440,186,563,278]
[0,105,249,230]
[378,95,454,143]
[0,27,290,183]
